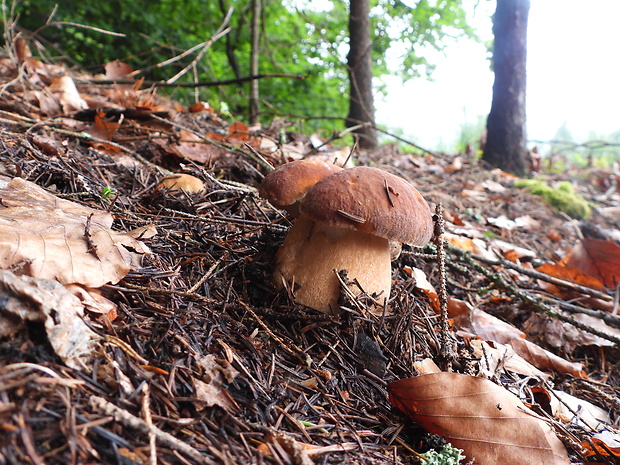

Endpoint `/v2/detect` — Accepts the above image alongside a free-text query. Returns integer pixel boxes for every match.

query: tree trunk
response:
[346,0,378,150]
[483,0,530,176]
[249,0,261,125]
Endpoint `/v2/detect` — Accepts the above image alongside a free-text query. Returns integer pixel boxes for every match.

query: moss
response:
[514,179,591,219]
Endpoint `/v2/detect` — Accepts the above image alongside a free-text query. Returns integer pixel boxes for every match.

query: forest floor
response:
[0,50,619,465]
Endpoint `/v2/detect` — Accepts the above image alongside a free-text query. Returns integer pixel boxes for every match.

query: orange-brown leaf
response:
[561,238,620,289]
[87,111,120,141]
[389,373,570,465]
[449,298,584,377]
[537,263,606,292]
[581,430,620,458]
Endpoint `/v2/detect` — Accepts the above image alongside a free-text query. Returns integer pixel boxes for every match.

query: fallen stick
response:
[89,396,215,465]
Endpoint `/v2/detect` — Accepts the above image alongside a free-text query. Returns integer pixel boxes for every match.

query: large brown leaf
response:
[0,177,149,287]
[389,373,570,465]
[562,238,620,289]
[449,298,584,377]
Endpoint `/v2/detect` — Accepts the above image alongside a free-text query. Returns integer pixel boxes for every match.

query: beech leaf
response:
[0,177,149,287]
[0,270,98,369]
[389,373,570,465]
[449,298,584,377]
[562,238,620,289]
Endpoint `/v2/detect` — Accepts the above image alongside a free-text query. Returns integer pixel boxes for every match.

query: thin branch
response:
[166,8,233,84]
[89,396,215,465]
[82,73,305,88]
[43,21,126,37]
[529,139,620,149]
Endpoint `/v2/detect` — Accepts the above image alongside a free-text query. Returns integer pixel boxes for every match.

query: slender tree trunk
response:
[249,0,261,125]
[483,0,530,176]
[346,0,378,150]
[218,0,242,78]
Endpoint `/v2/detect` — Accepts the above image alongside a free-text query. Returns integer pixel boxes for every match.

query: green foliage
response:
[420,444,465,465]
[514,179,592,220]
[455,115,486,155]
[12,0,472,133]
[543,123,620,171]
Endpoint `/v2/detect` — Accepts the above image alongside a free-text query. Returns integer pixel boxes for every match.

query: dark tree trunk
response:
[483,0,530,176]
[346,0,378,150]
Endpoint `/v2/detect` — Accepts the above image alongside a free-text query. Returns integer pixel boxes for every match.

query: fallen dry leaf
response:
[171,129,226,163]
[257,433,314,465]
[33,89,62,115]
[524,312,616,352]
[562,238,620,289]
[468,339,550,380]
[187,101,211,113]
[487,215,539,231]
[581,429,620,459]
[86,110,121,141]
[491,238,536,261]
[48,75,88,112]
[31,134,67,157]
[403,265,439,312]
[537,263,606,292]
[0,270,98,369]
[444,232,496,260]
[0,177,149,287]
[389,373,570,465]
[508,337,585,378]
[449,298,584,377]
[65,283,119,321]
[194,354,239,412]
[551,390,611,431]
[205,121,253,146]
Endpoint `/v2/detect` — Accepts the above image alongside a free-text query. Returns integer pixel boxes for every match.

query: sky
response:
[375,0,620,152]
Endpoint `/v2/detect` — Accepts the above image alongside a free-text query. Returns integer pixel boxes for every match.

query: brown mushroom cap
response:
[299,166,433,246]
[259,159,342,215]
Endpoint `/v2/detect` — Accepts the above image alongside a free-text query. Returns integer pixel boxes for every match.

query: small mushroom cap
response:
[259,159,342,215]
[299,166,433,246]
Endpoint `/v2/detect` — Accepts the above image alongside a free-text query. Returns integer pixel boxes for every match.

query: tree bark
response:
[483,0,530,176]
[346,0,378,150]
[249,0,261,125]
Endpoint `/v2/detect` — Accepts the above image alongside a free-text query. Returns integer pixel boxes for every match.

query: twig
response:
[239,301,312,366]
[89,396,215,465]
[42,21,126,37]
[466,249,613,303]
[311,122,369,152]
[148,113,272,172]
[167,8,233,84]
[83,73,305,88]
[142,384,157,465]
[433,204,453,369]
[373,125,442,158]
[141,9,232,76]
[536,295,620,329]
[16,413,44,465]
[450,245,620,346]
[243,142,273,172]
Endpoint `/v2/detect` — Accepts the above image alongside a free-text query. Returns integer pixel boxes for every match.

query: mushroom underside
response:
[274,216,392,314]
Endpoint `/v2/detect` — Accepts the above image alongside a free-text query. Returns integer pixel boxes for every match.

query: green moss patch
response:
[514,179,591,219]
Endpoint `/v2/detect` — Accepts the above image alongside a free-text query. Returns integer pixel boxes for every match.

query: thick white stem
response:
[274,217,391,314]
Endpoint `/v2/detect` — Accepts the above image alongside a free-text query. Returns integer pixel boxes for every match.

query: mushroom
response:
[272,166,433,314]
[259,159,343,217]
